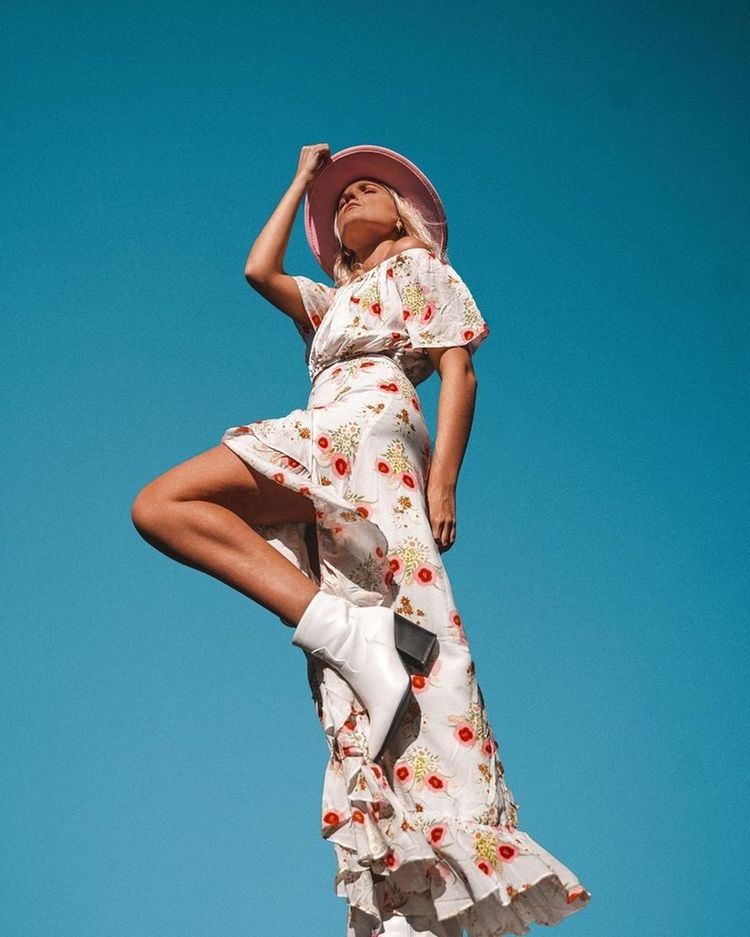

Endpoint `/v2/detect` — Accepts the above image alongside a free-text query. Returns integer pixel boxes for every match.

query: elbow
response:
[244,265,264,284]
[245,262,283,286]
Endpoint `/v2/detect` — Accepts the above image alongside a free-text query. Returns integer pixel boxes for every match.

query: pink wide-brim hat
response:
[304,144,448,280]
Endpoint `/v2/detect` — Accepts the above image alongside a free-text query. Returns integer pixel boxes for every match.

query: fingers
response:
[295,145,332,188]
[432,519,456,553]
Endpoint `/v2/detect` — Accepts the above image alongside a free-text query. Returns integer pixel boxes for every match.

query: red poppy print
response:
[395,762,413,785]
[414,564,436,586]
[376,458,393,476]
[497,842,519,862]
[331,452,350,478]
[454,721,477,747]
[428,825,445,845]
[420,302,436,325]
[388,555,404,577]
[567,887,587,904]
[384,849,399,869]
[323,810,342,826]
[399,471,417,491]
[216,259,589,932]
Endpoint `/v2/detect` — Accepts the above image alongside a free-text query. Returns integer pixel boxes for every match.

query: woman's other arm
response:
[425,346,478,553]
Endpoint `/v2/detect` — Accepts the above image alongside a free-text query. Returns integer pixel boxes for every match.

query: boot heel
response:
[394,613,437,670]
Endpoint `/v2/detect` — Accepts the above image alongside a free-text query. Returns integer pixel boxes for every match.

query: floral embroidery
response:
[290,247,490,388]
[220,248,591,936]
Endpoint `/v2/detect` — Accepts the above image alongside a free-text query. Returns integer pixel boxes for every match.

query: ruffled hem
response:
[318,677,590,937]
[341,831,590,937]
[219,419,591,937]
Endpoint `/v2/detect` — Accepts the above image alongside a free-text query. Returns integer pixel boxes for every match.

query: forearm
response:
[244,174,308,277]
[429,359,478,489]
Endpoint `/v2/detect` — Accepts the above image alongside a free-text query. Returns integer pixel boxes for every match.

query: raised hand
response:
[295,144,332,190]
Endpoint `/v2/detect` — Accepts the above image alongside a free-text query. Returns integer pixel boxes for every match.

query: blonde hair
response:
[331,182,448,288]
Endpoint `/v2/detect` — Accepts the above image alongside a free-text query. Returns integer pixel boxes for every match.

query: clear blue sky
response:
[2,2,748,936]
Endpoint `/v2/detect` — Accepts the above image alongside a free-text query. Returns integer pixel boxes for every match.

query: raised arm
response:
[243,144,332,329]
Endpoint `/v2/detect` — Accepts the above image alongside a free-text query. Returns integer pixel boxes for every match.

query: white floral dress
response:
[220,248,591,937]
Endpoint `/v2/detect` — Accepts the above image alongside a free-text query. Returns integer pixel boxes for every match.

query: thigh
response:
[139,443,317,527]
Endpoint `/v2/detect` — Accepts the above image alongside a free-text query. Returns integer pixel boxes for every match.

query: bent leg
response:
[130,443,320,625]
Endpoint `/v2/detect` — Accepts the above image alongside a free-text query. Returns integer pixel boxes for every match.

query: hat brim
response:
[304,145,448,280]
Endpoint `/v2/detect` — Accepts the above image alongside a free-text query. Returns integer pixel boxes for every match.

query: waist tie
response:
[312,351,402,386]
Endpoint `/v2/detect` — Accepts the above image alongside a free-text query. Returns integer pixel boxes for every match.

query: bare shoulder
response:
[393,236,433,254]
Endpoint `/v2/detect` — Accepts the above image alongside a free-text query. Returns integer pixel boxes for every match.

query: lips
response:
[342,202,360,213]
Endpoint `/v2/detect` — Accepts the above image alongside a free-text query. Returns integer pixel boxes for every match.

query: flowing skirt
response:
[220,354,591,936]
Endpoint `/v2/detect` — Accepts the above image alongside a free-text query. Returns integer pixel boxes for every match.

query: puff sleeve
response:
[291,274,336,332]
[394,249,490,357]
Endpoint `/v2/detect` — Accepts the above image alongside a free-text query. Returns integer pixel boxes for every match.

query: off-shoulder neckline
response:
[334,246,434,291]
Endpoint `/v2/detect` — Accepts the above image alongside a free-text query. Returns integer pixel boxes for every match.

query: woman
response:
[131,144,591,937]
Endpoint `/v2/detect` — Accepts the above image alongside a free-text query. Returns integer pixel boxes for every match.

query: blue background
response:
[2,2,748,935]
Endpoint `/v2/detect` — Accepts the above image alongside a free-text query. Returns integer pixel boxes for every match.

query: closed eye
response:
[338,185,378,209]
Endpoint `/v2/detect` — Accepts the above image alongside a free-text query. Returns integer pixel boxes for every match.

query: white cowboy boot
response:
[291,590,412,762]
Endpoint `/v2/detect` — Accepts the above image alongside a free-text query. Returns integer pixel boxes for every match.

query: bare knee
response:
[130,482,171,540]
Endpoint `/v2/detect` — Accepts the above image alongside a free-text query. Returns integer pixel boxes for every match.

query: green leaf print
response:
[382,439,414,474]
[330,420,362,460]
[407,746,439,784]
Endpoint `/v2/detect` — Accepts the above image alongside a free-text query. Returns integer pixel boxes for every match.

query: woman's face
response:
[335,179,399,249]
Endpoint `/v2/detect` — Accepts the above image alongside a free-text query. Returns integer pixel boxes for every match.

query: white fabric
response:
[221,247,591,936]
